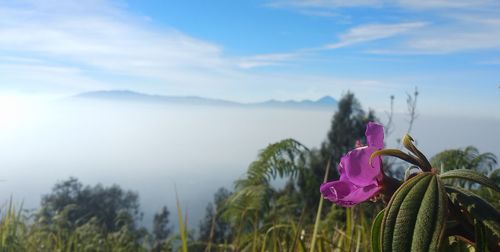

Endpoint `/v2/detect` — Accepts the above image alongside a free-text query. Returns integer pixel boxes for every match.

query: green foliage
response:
[371,210,384,252]
[0,201,151,252]
[175,190,188,252]
[246,138,309,184]
[225,139,308,220]
[431,146,497,176]
[440,169,500,192]
[374,134,500,251]
[446,185,500,250]
[299,92,377,218]
[152,206,171,251]
[2,91,499,252]
[38,177,142,233]
[309,159,330,252]
[381,173,447,252]
[198,187,232,251]
[0,179,178,251]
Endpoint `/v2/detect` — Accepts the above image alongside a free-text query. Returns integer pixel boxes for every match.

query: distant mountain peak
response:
[317,96,336,105]
[74,90,337,110]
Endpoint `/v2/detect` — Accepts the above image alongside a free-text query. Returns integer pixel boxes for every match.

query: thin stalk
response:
[354,228,361,252]
[175,188,188,252]
[234,209,247,252]
[309,158,331,252]
[205,210,216,252]
[290,205,307,252]
[252,211,258,252]
[346,207,353,252]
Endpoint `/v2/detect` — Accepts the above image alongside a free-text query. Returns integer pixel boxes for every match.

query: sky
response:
[0,0,499,117]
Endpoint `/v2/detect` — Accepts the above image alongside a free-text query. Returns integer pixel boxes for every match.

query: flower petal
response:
[365,122,384,149]
[338,183,381,207]
[320,180,357,202]
[340,146,382,186]
[320,181,381,207]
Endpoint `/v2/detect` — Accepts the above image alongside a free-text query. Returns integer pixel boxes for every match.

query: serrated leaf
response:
[440,169,500,192]
[371,209,384,252]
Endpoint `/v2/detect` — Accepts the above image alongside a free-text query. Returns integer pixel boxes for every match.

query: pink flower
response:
[320,122,384,207]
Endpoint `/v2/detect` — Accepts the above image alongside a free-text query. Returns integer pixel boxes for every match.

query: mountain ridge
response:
[74,90,337,109]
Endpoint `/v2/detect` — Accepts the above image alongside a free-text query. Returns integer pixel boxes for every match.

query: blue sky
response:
[0,0,499,117]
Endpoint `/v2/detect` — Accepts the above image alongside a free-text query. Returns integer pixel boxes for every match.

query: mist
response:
[0,98,498,228]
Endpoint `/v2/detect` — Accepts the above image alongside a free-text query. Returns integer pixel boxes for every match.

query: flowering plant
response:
[319,122,499,251]
[320,122,384,206]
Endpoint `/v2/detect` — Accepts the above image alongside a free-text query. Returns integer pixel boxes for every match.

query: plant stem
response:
[309,159,331,252]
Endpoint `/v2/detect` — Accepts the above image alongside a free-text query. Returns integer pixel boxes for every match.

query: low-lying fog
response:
[0,98,498,229]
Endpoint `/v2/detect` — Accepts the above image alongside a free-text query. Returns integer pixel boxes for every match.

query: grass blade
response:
[309,158,331,252]
[175,187,188,252]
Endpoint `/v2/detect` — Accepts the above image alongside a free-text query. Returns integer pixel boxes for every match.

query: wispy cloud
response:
[268,0,500,54]
[236,52,302,69]
[325,22,427,49]
[267,0,381,9]
[268,0,499,10]
[0,0,262,93]
[395,0,498,9]
[0,0,389,99]
[367,15,500,54]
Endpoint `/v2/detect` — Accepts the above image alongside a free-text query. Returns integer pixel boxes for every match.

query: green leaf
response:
[309,158,332,252]
[404,165,423,181]
[381,173,447,252]
[175,189,188,252]
[402,134,432,171]
[441,236,475,252]
[475,221,487,252]
[382,173,429,251]
[445,185,500,246]
[370,149,422,168]
[440,169,500,192]
[411,176,447,251]
[371,209,384,252]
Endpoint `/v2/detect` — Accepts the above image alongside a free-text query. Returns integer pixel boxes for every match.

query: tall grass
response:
[310,159,331,252]
[175,188,188,252]
[0,196,375,251]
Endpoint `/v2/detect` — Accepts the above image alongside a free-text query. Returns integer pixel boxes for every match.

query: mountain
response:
[258,96,336,109]
[74,90,337,109]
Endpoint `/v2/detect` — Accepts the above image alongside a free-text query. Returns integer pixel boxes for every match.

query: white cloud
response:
[326,22,427,49]
[395,0,498,9]
[236,52,302,69]
[1,0,287,94]
[269,0,500,54]
[0,63,109,93]
[267,0,381,9]
[3,0,343,96]
[0,0,395,101]
[0,1,229,75]
[366,15,500,54]
[405,31,500,53]
[268,0,499,10]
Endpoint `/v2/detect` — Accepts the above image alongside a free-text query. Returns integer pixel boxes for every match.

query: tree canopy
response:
[38,177,142,233]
